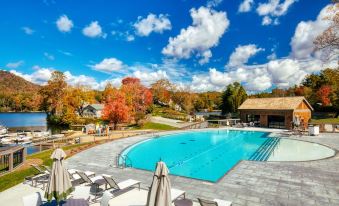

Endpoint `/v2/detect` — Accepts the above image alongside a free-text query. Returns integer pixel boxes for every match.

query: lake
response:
[0,112,47,130]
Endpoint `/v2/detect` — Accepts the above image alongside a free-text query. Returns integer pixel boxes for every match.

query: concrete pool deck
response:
[65,128,339,206]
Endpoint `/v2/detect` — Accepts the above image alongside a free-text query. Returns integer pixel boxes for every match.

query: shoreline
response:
[0,111,46,113]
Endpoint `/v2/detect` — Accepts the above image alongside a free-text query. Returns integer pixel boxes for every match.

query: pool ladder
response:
[115,153,132,168]
[249,138,281,161]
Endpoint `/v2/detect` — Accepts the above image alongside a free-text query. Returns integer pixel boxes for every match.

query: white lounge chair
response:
[100,191,113,206]
[22,192,43,206]
[76,171,106,198]
[171,188,186,202]
[71,185,91,202]
[198,198,232,206]
[68,169,95,179]
[102,174,141,194]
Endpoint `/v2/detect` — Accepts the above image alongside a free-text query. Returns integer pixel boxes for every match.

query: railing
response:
[309,123,339,133]
[181,121,209,130]
[0,146,26,176]
[115,153,132,168]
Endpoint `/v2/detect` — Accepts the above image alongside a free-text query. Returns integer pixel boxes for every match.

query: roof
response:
[238,96,313,111]
[86,104,104,110]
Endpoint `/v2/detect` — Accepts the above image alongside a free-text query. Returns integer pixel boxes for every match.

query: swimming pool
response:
[119,130,335,182]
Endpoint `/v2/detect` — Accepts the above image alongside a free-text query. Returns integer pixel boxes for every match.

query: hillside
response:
[0,70,42,111]
[0,70,40,93]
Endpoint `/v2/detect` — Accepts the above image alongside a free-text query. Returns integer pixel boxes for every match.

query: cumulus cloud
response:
[162,6,229,64]
[238,0,254,13]
[6,60,24,69]
[290,5,332,59]
[82,21,105,38]
[133,70,168,85]
[10,66,53,85]
[56,15,73,32]
[90,58,124,73]
[227,44,264,68]
[256,0,297,25]
[134,13,171,36]
[22,27,34,35]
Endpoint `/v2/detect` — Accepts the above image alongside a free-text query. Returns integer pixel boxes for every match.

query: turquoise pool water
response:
[120,130,271,182]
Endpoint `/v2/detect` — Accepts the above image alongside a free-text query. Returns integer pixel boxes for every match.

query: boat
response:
[0,125,8,135]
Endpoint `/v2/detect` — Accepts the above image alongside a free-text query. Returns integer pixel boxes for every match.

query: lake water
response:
[0,112,47,129]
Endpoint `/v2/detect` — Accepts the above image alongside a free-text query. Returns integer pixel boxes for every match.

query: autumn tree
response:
[221,82,247,114]
[102,83,116,102]
[151,79,172,105]
[102,90,130,130]
[121,77,153,124]
[317,85,332,106]
[65,86,95,117]
[40,71,67,116]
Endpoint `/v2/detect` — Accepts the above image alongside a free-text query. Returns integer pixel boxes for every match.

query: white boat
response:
[0,125,8,135]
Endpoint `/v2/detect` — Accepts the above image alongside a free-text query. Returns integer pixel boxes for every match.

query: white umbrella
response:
[45,148,73,203]
[146,161,172,206]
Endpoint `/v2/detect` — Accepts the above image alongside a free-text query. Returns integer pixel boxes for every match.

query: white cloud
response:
[256,0,297,25]
[44,52,55,60]
[11,66,53,85]
[134,13,172,36]
[227,44,264,68]
[126,35,135,42]
[6,60,24,69]
[133,70,168,85]
[290,5,332,59]
[56,15,73,32]
[162,6,229,64]
[238,0,254,13]
[82,21,105,38]
[58,50,72,56]
[22,27,34,35]
[207,0,223,8]
[90,58,124,73]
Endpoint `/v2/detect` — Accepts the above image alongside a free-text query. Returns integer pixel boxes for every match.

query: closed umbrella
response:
[146,161,172,206]
[45,148,73,203]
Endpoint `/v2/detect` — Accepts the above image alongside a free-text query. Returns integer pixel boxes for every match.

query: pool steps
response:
[249,137,281,161]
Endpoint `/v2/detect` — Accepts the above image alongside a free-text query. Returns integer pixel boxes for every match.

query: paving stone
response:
[66,131,339,206]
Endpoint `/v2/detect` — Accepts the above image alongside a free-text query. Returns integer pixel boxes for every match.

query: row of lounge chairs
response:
[25,165,231,206]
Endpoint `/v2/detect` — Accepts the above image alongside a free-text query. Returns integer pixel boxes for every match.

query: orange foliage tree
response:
[317,85,332,106]
[102,90,130,130]
[121,77,153,123]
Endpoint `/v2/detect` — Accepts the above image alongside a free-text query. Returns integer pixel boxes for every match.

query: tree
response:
[65,86,95,117]
[151,79,172,105]
[102,83,116,102]
[221,82,247,114]
[40,71,67,116]
[313,2,339,63]
[102,90,130,130]
[121,77,153,123]
[317,85,332,106]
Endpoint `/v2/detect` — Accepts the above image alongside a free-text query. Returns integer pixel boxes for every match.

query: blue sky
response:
[0,0,335,92]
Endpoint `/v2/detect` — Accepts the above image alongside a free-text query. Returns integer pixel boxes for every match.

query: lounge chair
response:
[22,192,43,206]
[68,169,95,181]
[171,188,186,202]
[71,185,91,202]
[76,171,106,198]
[102,174,141,194]
[100,191,113,206]
[27,164,49,188]
[198,198,232,206]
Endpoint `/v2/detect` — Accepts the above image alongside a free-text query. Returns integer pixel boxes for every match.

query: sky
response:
[0,0,336,92]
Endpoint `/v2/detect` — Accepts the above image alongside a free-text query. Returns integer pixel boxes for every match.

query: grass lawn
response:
[0,142,93,192]
[137,122,177,130]
[310,118,339,124]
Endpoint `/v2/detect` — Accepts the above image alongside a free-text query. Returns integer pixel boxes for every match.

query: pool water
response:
[120,130,335,182]
[121,130,270,182]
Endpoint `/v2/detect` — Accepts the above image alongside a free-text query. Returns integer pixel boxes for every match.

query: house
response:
[238,96,313,129]
[82,104,104,118]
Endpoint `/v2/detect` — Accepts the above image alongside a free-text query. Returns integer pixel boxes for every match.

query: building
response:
[82,104,104,118]
[238,96,313,129]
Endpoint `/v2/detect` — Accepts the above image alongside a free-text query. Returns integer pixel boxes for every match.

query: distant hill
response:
[0,70,40,94]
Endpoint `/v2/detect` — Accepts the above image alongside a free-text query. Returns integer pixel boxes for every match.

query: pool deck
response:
[66,128,339,206]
